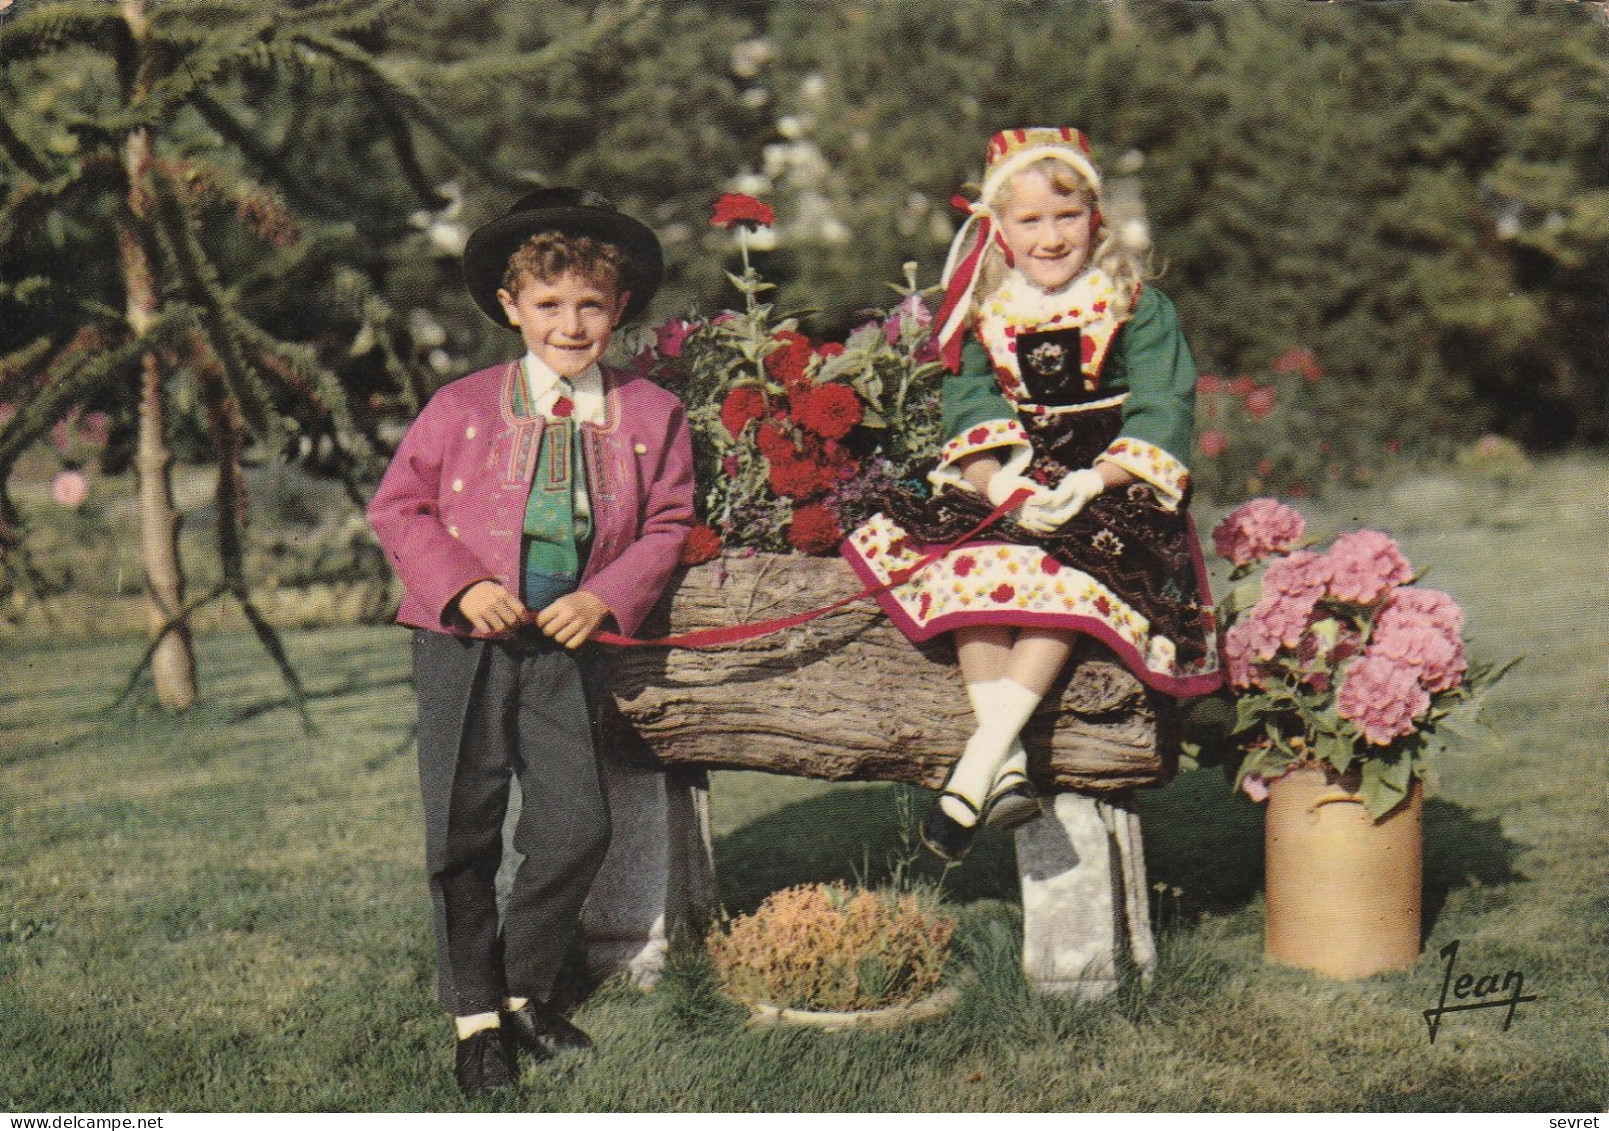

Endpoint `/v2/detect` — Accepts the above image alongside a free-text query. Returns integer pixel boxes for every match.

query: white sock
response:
[965,680,1027,791]
[504,996,529,1013]
[993,737,1029,788]
[940,678,1042,824]
[965,678,1002,724]
[455,1012,501,1040]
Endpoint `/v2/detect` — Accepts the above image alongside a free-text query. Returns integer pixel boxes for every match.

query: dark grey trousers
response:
[413,629,611,1016]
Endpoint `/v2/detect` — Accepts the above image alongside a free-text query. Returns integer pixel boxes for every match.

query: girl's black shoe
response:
[983,772,1041,829]
[921,792,981,861]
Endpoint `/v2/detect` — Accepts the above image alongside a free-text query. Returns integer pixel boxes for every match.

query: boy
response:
[367,187,694,1097]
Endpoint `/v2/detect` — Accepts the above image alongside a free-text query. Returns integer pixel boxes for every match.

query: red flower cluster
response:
[721,386,769,440]
[786,503,842,554]
[1271,347,1324,384]
[791,383,863,440]
[764,330,815,391]
[710,193,776,230]
[680,523,723,565]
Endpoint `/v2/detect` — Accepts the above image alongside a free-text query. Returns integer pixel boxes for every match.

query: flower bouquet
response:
[624,194,944,561]
[1208,498,1512,977]
[1211,497,1508,821]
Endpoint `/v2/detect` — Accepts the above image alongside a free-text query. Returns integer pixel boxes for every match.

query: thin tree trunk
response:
[118,0,197,710]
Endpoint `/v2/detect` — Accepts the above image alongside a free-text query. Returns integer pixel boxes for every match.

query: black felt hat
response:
[462,186,663,327]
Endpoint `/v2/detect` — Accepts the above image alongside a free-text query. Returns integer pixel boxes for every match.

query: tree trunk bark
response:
[118,0,197,710]
[603,555,1178,792]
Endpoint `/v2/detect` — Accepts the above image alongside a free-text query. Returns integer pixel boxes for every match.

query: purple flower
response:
[884,293,933,346]
[654,318,693,359]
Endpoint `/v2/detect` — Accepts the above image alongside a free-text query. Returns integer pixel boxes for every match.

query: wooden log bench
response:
[579,554,1179,998]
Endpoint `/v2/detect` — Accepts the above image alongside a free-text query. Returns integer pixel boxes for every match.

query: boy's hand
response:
[536,591,612,649]
[454,580,526,636]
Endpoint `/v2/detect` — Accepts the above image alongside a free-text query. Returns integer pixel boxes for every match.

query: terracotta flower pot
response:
[1263,765,1423,979]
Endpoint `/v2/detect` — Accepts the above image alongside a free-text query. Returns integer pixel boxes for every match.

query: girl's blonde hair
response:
[974,157,1149,319]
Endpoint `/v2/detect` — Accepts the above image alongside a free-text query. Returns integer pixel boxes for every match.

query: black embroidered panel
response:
[1016,328,1096,406]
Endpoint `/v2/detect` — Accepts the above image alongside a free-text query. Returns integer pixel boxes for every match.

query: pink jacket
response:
[368,360,694,638]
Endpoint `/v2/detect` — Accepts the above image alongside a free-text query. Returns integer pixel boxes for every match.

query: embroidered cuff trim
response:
[1097,437,1190,510]
[930,418,1032,493]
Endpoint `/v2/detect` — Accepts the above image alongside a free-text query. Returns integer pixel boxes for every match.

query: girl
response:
[842,127,1222,860]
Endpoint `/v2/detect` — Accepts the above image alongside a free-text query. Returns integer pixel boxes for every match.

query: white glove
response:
[985,469,1047,510]
[1017,468,1105,534]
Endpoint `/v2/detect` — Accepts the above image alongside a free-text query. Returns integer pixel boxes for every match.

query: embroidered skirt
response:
[841,405,1222,697]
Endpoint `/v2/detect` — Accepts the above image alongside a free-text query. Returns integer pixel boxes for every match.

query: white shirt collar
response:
[521,352,606,424]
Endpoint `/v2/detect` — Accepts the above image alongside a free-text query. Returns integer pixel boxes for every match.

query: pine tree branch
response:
[0,321,173,475]
[146,165,286,440]
[106,582,230,710]
[0,155,123,248]
[390,0,651,87]
[0,107,54,182]
[0,0,130,63]
[289,29,528,190]
[195,344,315,735]
[291,0,403,41]
[187,89,352,218]
[377,95,444,209]
[102,15,278,132]
[0,335,56,405]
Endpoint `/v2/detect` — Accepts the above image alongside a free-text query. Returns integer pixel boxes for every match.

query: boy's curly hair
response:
[502,231,627,297]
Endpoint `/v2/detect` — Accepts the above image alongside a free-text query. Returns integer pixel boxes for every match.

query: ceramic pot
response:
[1263,765,1423,979]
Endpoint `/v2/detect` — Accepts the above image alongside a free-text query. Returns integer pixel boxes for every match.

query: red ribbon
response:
[582,489,1032,650]
[933,215,994,373]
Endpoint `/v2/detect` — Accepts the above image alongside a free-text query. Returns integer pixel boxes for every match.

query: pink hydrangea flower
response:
[1372,623,1468,694]
[1336,653,1430,745]
[52,469,89,509]
[1241,773,1270,802]
[1323,528,1413,605]
[1198,429,1229,458]
[1377,586,1464,638]
[1212,497,1307,567]
[1223,618,1280,687]
[1257,549,1331,643]
[1245,594,1312,652]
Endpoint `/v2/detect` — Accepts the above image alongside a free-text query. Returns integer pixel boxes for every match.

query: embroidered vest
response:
[512,377,594,609]
[974,268,1135,409]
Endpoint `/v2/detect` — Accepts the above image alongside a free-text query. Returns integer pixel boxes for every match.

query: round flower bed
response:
[708,883,957,1024]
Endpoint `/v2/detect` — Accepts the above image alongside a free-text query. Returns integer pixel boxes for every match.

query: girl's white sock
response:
[940,678,1042,825]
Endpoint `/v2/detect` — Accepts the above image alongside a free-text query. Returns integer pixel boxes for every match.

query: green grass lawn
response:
[1,455,1604,1112]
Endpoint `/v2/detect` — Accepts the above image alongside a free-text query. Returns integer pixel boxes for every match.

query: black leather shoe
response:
[921,792,981,861]
[503,1000,594,1057]
[983,771,1041,830]
[455,1028,515,1098]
